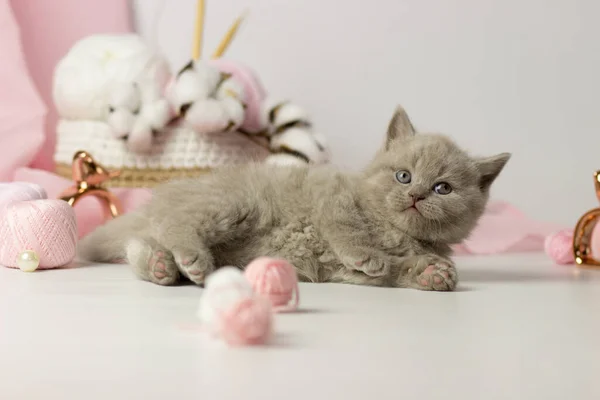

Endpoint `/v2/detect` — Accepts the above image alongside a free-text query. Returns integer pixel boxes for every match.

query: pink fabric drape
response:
[8,0,132,173]
[0,0,46,181]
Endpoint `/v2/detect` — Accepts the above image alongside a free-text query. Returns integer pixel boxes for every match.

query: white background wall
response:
[133,0,600,226]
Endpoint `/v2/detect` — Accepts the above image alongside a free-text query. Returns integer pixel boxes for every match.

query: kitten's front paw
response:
[126,239,180,286]
[173,249,215,285]
[341,252,390,277]
[401,256,457,291]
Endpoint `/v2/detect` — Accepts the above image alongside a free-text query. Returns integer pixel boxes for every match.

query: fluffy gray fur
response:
[78,106,510,291]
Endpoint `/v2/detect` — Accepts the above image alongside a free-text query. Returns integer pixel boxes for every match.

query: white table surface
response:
[1,253,599,400]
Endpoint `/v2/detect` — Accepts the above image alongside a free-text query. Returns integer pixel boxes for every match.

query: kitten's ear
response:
[476,153,511,191]
[385,105,416,149]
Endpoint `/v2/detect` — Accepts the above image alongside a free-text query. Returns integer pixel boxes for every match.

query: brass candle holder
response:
[573,170,600,267]
[59,151,123,219]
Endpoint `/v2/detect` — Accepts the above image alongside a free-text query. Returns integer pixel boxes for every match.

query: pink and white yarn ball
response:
[244,257,299,312]
[198,267,273,346]
[0,182,78,269]
[544,229,575,265]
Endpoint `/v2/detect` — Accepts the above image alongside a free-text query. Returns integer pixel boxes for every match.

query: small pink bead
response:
[244,257,299,312]
[544,229,575,265]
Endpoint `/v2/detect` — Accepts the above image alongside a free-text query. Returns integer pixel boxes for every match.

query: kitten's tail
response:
[78,212,149,263]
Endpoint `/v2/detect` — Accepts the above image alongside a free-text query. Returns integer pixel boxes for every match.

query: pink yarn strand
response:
[272,278,300,313]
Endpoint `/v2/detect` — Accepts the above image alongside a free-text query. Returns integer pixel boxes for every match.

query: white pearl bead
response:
[17,250,39,272]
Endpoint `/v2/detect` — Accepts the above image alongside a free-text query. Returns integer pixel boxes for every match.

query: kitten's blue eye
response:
[433,182,452,195]
[395,170,411,184]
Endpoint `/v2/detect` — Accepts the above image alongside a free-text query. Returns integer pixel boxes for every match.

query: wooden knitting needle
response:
[211,11,247,59]
[192,0,205,59]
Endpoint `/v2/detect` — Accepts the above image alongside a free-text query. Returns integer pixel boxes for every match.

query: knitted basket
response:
[54,119,270,188]
[52,32,328,189]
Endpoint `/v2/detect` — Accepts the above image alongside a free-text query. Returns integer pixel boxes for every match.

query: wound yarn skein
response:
[544,229,575,265]
[244,257,299,312]
[0,183,77,269]
[198,267,273,346]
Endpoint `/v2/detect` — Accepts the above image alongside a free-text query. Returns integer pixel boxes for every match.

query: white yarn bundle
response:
[197,267,273,346]
[166,61,245,135]
[53,34,173,154]
[260,98,330,166]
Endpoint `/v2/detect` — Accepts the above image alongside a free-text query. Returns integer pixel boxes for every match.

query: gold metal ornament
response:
[573,170,600,267]
[59,151,123,219]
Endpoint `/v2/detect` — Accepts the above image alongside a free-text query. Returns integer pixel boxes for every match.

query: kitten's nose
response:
[410,194,425,204]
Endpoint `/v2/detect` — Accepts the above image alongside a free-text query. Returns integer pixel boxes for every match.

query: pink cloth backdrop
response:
[9,0,132,172]
[0,0,46,182]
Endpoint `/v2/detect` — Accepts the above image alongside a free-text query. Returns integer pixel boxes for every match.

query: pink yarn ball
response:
[220,295,273,346]
[198,267,274,346]
[0,199,78,269]
[0,182,46,213]
[544,229,575,265]
[244,257,299,312]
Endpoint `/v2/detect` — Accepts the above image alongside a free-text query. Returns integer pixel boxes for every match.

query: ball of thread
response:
[244,257,299,312]
[544,229,575,265]
[0,199,78,269]
[198,267,254,330]
[220,295,273,346]
[198,267,273,346]
[0,182,46,214]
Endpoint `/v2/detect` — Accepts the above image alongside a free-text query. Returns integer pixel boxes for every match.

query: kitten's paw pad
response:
[148,250,179,286]
[173,251,213,285]
[416,263,457,291]
[344,255,389,277]
[126,239,179,286]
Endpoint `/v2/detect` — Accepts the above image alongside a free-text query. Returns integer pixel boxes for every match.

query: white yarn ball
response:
[53,59,107,120]
[205,267,252,291]
[53,33,172,130]
[197,267,254,333]
[108,83,140,111]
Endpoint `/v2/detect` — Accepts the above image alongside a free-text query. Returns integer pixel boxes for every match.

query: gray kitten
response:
[78,106,510,291]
